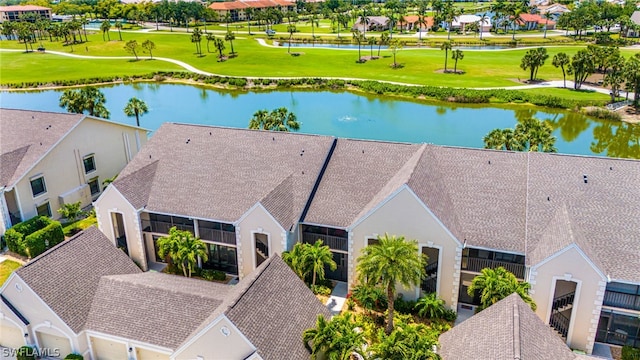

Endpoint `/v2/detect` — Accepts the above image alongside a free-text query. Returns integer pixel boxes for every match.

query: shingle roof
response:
[0,5,50,10]
[439,293,576,360]
[112,124,334,230]
[631,11,640,24]
[85,272,229,349]
[303,139,422,227]
[0,109,83,188]
[224,255,332,360]
[15,227,141,333]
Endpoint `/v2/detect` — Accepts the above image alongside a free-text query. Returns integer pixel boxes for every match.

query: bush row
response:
[2,72,605,109]
[5,216,64,258]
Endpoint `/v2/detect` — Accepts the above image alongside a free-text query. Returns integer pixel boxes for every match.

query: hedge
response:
[64,354,84,360]
[5,216,64,258]
[622,346,640,360]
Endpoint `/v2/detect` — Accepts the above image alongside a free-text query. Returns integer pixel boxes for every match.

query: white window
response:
[30,176,47,197]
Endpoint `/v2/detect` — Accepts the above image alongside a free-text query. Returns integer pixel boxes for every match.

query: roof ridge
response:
[225,255,279,312]
[98,272,226,300]
[165,122,334,139]
[18,227,96,270]
[513,302,521,360]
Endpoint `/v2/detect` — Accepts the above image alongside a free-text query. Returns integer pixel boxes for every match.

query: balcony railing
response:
[141,219,194,235]
[302,232,348,252]
[462,257,525,279]
[550,311,570,338]
[603,291,640,311]
[198,228,236,245]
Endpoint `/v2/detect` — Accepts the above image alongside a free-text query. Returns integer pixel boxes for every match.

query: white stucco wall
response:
[236,204,287,278]
[529,245,606,354]
[11,119,145,226]
[350,187,462,307]
[172,316,256,360]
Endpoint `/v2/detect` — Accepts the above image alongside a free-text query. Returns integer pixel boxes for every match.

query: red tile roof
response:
[0,5,50,11]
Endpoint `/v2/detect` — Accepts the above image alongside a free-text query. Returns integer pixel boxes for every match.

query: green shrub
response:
[6,216,63,257]
[5,228,25,254]
[622,346,640,360]
[201,269,226,281]
[311,285,332,296]
[585,108,622,121]
[57,201,83,222]
[443,308,458,322]
[64,354,84,360]
[16,346,36,360]
[394,294,417,315]
[350,284,388,312]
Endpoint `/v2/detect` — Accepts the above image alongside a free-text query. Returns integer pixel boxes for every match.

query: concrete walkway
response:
[326,281,347,315]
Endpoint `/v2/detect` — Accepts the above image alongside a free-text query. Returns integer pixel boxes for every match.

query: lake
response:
[1,83,637,159]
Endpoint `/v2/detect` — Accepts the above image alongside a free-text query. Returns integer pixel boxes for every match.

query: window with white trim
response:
[36,202,51,217]
[30,176,47,197]
[88,177,100,196]
[83,154,96,174]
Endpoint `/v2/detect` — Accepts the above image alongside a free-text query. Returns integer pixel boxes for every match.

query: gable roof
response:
[632,11,640,25]
[0,109,84,188]
[85,272,229,349]
[112,123,334,230]
[0,5,50,11]
[15,227,142,333]
[439,293,576,360]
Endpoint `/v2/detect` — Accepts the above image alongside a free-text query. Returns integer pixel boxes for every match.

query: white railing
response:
[606,99,633,111]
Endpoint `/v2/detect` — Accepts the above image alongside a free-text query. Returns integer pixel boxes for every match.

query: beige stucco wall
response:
[0,274,86,354]
[89,336,128,360]
[136,347,171,360]
[94,185,147,270]
[236,204,287,278]
[172,316,255,360]
[529,246,605,354]
[350,187,462,307]
[12,118,146,225]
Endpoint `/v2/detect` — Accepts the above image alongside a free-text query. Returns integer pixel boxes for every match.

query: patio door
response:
[111,212,128,256]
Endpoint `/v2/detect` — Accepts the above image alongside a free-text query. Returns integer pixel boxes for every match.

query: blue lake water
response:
[1,83,637,158]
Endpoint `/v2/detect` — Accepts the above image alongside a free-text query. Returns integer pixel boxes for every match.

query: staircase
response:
[549,291,575,339]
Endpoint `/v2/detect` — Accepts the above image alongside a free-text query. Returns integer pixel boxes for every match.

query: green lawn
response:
[517,88,611,101]
[0,260,21,286]
[1,31,637,97]
[62,213,98,237]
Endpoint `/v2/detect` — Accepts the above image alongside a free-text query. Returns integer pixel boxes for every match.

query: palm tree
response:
[353,30,365,62]
[60,87,110,118]
[552,52,570,88]
[245,8,254,35]
[478,12,489,40]
[248,107,300,131]
[515,117,557,152]
[367,36,376,58]
[177,233,208,278]
[378,32,389,57]
[303,313,365,360]
[59,89,83,114]
[282,242,312,281]
[356,234,426,334]
[248,109,270,129]
[360,8,370,38]
[415,292,446,319]
[543,11,552,39]
[287,24,296,54]
[123,97,149,127]
[114,20,123,41]
[452,49,464,73]
[225,30,235,55]
[191,28,202,55]
[305,240,336,287]
[441,40,452,72]
[416,14,428,41]
[100,20,111,41]
[157,227,183,267]
[205,33,215,53]
[468,266,536,311]
[214,37,225,59]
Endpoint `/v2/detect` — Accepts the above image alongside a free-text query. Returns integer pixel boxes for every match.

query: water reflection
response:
[591,122,640,159]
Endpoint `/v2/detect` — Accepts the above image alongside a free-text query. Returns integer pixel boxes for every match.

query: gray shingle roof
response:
[303,138,422,227]
[113,124,334,230]
[224,255,332,360]
[632,11,640,24]
[15,227,142,333]
[85,272,229,349]
[0,109,83,188]
[438,293,576,360]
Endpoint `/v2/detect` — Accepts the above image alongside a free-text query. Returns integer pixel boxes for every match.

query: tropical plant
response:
[451,49,464,73]
[378,32,389,57]
[124,39,140,60]
[287,24,296,54]
[624,53,640,107]
[520,47,549,81]
[483,128,521,151]
[350,284,388,313]
[356,233,426,334]
[100,20,111,41]
[114,20,123,41]
[478,12,489,40]
[56,201,83,222]
[389,39,402,68]
[141,39,155,59]
[468,266,536,311]
[59,87,110,118]
[191,28,202,55]
[213,37,225,59]
[353,29,365,62]
[568,49,596,90]
[282,242,311,280]
[306,239,337,287]
[369,318,439,360]
[552,52,570,88]
[157,227,208,278]
[303,313,365,360]
[441,40,452,72]
[225,30,235,55]
[414,292,447,319]
[248,107,300,131]
[123,97,149,127]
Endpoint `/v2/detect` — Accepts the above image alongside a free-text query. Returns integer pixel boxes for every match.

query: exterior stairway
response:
[549,291,575,340]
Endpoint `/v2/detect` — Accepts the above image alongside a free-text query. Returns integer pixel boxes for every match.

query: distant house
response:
[0,227,331,359]
[0,109,146,236]
[208,0,295,22]
[352,16,390,32]
[450,14,491,32]
[396,15,434,32]
[628,11,640,37]
[439,294,577,360]
[0,5,51,22]
[517,13,556,30]
[535,4,571,20]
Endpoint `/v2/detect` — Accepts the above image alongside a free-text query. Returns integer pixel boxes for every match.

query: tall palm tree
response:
[282,242,312,281]
[225,30,235,55]
[478,12,489,40]
[378,32,389,57]
[441,40,452,72]
[60,87,110,118]
[356,234,426,334]
[248,107,300,131]
[303,313,365,360]
[468,266,536,311]
[100,20,111,41]
[245,8,254,35]
[191,28,202,55]
[452,49,464,73]
[177,233,208,278]
[213,37,225,59]
[123,97,149,127]
[416,14,428,41]
[305,240,336,287]
[114,20,123,41]
[543,11,551,39]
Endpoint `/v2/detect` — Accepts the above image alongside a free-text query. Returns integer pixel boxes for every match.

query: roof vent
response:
[583,174,588,184]
[302,171,304,174]
[272,137,275,141]
[149,155,152,159]
[488,160,491,164]
[32,116,34,119]
[40,142,42,146]
[186,138,190,144]
[547,196,550,201]
[362,150,365,154]
[609,166,613,170]
[209,132,212,136]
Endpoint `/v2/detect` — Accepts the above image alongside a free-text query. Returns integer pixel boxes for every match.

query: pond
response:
[1,83,637,159]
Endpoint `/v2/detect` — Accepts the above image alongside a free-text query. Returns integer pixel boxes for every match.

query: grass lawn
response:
[62,213,98,237]
[1,31,637,95]
[0,260,21,286]
[517,88,611,101]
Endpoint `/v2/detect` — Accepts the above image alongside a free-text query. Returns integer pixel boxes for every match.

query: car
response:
[266,29,276,36]
[37,47,45,52]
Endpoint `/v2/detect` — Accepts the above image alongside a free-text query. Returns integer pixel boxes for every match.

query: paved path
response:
[1,48,634,98]
[326,281,347,315]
